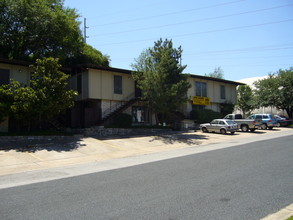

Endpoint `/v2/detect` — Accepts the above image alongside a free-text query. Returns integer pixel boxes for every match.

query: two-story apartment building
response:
[0,58,244,131]
[184,75,243,115]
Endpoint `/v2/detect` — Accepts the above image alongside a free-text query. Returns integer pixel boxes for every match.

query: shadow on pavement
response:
[149,133,208,145]
[0,137,84,153]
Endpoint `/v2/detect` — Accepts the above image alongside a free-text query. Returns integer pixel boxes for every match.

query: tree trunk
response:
[285,107,293,119]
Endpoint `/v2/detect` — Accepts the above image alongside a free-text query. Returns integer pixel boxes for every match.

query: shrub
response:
[111,113,132,128]
[220,103,235,117]
[190,109,222,124]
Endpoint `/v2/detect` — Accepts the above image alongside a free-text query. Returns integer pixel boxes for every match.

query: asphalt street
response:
[1,135,292,220]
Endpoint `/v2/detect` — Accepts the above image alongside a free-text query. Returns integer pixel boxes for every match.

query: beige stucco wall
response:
[88,69,135,100]
[185,76,238,116]
[0,63,31,85]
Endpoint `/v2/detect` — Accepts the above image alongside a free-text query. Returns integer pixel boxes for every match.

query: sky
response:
[63,0,293,81]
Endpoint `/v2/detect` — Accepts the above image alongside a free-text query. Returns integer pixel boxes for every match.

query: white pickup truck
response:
[223,114,262,132]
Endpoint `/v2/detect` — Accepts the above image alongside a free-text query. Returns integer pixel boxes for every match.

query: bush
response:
[111,113,132,128]
[190,109,222,124]
[220,103,235,117]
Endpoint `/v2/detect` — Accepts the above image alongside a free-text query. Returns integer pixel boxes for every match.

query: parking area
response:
[0,127,292,176]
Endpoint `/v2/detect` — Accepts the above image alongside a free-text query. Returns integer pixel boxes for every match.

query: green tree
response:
[0,0,109,66]
[235,85,255,117]
[254,67,293,118]
[67,44,110,67]
[0,79,38,130]
[205,67,224,79]
[30,57,77,122]
[131,38,191,124]
[0,58,77,130]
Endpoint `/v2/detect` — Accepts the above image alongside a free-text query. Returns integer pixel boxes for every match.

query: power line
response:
[90,0,245,27]
[184,44,293,56]
[186,54,293,60]
[93,19,293,47]
[85,0,170,19]
[91,4,293,37]
[113,47,293,61]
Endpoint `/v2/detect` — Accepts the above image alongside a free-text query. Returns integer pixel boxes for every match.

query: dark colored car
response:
[274,115,292,127]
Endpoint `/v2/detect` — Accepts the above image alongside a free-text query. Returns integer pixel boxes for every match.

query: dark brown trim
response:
[0,58,245,85]
[73,64,132,75]
[0,58,32,66]
[187,74,245,86]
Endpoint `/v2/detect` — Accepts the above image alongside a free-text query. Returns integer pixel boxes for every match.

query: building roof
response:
[0,58,32,66]
[74,63,132,74]
[188,74,245,86]
[0,58,244,85]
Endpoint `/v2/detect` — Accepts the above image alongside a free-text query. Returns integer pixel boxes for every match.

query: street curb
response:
[261,203,293,220]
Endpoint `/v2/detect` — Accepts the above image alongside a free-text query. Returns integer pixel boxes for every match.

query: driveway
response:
[0,127,292,176]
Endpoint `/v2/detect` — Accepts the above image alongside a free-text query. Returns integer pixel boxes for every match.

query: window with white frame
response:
[220,85,226,99]
[114,75,122,94]
[195,81,207,97]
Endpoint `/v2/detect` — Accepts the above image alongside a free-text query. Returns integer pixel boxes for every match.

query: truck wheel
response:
[231,131,235,135]
[220,128,226,134]
[241,125,249,132]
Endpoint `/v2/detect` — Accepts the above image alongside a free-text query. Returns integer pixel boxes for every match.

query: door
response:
[210,120,218,132]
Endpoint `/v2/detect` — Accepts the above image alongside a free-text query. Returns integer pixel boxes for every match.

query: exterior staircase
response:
[99,97,140,126]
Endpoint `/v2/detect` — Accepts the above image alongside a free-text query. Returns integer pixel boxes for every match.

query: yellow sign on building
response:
[193,96,210,105]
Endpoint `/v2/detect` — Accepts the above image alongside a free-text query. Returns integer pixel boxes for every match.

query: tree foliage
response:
[30,57,77,120]
[0,58,77,130]
[235,85,256,117]
[0,0,109,66]
[205,67,224,79]
[254,67,293,118]
[131,38,191,123]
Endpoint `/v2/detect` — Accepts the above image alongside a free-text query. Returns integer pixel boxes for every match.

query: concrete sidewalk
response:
[0,127,292,177]
[0,127,292,220]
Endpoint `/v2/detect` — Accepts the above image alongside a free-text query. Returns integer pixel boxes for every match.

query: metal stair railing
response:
[101,92,136,120]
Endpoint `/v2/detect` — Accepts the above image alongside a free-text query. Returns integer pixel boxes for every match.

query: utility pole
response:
[84,17,89,43]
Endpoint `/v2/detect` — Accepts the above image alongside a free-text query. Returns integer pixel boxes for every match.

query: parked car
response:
[200,119,238,134]
[223,114,261,132]
[274,115,292,127]
[247,114,279,129]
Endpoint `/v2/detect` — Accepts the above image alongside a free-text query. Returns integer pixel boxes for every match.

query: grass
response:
[286,216,293,220]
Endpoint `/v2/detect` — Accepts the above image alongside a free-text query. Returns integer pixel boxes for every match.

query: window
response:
[114,75,122,94]
[0,69,10,86]
[192,105,205,110]
[255,115,262,119]
[220,85,226,99]
[211,120,218,124]
[195,81,207,97]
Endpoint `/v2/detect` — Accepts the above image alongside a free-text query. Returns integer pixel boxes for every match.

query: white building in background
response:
[236,76,288,117]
